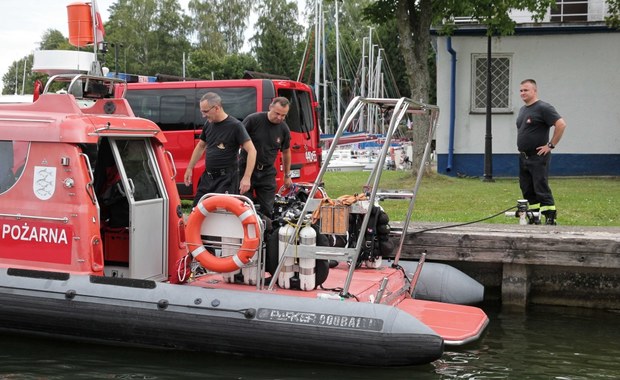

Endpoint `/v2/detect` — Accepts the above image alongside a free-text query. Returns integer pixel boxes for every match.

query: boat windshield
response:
[0,140,29,194]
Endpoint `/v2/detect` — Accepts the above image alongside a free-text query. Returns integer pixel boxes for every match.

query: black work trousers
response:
[243,165,277,218]
[518,152,555,208]
[193,166,239,207]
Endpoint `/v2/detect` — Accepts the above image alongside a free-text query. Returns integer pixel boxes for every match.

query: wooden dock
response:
[391,222,620,309]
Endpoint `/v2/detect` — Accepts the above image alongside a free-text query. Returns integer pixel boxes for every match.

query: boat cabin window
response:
[94,138,162,228]
[0,140,28,194]
[94,139,128,228]
[116,139,161,202]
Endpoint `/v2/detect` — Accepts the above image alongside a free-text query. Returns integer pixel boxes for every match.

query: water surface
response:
[1,304,618,379]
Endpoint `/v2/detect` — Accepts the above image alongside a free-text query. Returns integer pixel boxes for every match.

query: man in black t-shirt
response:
[184,92,256,207]
[239,97,292,218]
[516,79,567,225]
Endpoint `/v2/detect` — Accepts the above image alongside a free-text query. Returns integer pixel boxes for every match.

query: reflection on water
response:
[433,304,620,379]
[1,304,619,379]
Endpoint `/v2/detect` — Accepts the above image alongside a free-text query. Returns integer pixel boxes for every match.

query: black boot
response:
[544,210,557,225]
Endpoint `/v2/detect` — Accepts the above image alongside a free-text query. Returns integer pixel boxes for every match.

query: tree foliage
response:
[103,0,191,76]
[188,0,255,54]
[40,29,75,51]
[2,56,33,96]
[187,50,259,79]
[607,0,620,28]
[250,0,304,78]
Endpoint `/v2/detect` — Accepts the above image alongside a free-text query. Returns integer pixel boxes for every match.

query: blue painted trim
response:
[437,154,620,177]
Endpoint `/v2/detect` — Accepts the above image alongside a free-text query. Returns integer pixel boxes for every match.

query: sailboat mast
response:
[321,7,329,134]
[314,0,320,113]
[360,37,367,131]
[14,62,18,95]
[367,30,374,134]
[335,0,341,128]
[21,59,28,95]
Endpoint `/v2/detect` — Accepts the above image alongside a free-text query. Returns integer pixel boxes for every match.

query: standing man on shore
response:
[184,92,256,207]
[516,79,567,225]
[239,97,293,218]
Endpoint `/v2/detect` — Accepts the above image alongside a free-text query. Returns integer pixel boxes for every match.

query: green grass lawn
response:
[321,171,620,227]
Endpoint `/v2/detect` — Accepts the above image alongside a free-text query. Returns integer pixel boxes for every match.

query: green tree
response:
[149,0,193,75]
[40,29,75,51]
[188,0,255,54]
[2,57,30,95]
[373,18,412,100]
[607,0,620,28]
[103,0,191,76]
[186,50,259,79]
[250,0,304,78]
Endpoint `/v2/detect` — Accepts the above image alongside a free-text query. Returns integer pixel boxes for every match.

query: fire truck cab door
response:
[109,138,168,281]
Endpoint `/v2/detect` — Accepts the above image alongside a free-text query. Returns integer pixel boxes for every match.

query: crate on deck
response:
[319,204,350,235]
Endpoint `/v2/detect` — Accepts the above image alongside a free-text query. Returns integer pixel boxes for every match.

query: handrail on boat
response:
[268,96,440,297]
[43,73,128,101]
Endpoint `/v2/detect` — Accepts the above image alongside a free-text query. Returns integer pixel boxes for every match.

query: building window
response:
[471,54,512,113]
[550,0,588,22]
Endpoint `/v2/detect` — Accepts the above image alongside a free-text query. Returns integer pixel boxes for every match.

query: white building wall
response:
[436,32,620,157]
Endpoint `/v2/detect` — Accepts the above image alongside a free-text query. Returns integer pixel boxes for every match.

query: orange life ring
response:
[186,195,260,273]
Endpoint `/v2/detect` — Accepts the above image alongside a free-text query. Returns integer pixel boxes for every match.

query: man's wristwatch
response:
[547,142,555,149]
[284,173,292,178]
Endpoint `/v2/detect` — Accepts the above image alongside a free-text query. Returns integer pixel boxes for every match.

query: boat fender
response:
[185,195,260,273]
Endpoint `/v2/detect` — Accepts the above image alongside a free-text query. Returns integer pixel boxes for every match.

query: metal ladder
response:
[268,96,440,296]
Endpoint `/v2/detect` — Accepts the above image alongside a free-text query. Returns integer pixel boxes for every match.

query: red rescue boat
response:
[0,71,487,367]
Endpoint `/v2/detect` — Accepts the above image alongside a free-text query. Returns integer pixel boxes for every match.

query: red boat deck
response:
[396,298,489,344]
[190,261,408,303]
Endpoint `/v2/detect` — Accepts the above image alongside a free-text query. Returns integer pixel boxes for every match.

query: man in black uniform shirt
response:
[239,97,293,218]
[184,92,256,207]
[516,79,567,225]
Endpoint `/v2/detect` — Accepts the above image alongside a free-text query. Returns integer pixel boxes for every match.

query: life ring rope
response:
[186,194,261,273]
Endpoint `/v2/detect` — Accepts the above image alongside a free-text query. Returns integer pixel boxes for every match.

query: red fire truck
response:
[121,74,322,199]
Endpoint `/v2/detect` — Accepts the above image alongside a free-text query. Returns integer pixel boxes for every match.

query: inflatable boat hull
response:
[0,268,443,366]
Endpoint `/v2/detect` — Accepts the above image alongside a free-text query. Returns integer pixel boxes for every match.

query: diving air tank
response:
[298,224,316,290]
[277,223,296,288]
